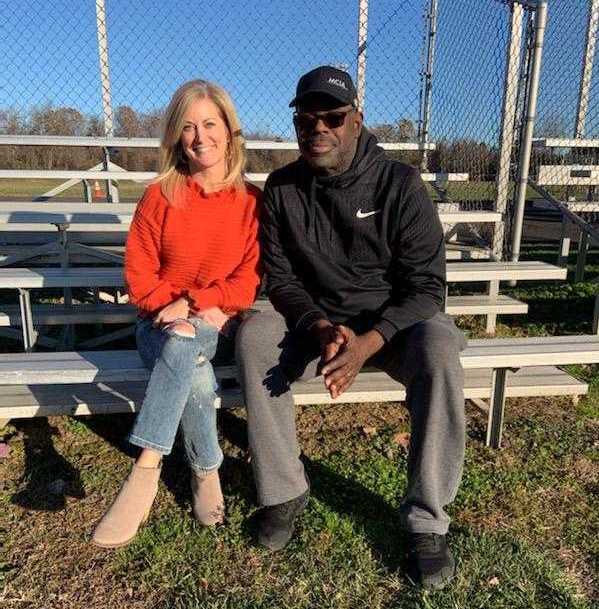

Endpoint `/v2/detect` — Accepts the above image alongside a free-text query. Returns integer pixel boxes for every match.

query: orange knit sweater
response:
[125,178,261,316]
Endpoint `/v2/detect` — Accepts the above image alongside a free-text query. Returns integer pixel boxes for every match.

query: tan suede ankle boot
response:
[92,462,161,548]
[191,469,225,526]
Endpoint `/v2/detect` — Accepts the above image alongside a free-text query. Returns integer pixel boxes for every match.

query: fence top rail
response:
[532,138,599,148]
[0,135,436,151]
[0,169,469,184]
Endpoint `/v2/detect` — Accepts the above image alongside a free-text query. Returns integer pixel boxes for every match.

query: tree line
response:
[0,103,559,181]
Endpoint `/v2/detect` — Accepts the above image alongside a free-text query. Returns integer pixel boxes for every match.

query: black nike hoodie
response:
[260,128,446,342]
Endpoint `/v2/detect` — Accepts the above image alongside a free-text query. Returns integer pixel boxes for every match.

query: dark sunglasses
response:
[293,107,355,131]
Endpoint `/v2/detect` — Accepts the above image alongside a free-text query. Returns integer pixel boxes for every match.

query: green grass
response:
[2,390,596,608]
[0,179,146,201]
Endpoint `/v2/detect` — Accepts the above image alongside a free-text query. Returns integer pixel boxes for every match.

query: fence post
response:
[356,0,369,112]
[95,0,118,203]
[575,0,599,138]
[493,1,524,260]
[510,1,548,265]
[419,0,438,172]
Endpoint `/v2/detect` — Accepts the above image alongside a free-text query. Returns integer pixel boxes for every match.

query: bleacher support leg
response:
[557,217,571,268]
[17,288,37,352]
[486,367,508,449]
[103,147,120,203]
[485,280,499,335]
[593,293,599,334]
[58,225,75,349]
[575,230,589,283]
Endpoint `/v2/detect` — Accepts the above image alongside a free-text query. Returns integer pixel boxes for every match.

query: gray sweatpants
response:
[235,310,467,535]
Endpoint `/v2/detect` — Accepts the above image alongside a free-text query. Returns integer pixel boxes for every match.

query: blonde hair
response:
[155,80,246,204]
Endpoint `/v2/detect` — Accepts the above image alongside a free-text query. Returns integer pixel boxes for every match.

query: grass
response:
[0,179,146,201]
[1,398,596,609]
[0,242,598,608]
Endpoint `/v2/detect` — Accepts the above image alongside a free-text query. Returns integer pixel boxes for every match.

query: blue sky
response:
[2,0,597,141]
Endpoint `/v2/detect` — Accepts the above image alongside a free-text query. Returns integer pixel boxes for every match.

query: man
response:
[236,66,466,590]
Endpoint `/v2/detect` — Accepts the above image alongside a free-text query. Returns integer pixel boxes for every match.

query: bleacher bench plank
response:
[0,366,586,419]
[533,138,599,149]
[0,336,597,385]
[445,244,490,261]
[444,295,527,315]
[0,261,566,290]
[0,295,527,327]
[0,202,498,228]
[463,334,599,368]
[0,245,125,266]
[0,244,490,264]
[537,165,599,187]
[445,261,566,282]
[0,303,137,326]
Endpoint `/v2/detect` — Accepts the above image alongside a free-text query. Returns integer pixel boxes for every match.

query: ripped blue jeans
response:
[127,316,227,474]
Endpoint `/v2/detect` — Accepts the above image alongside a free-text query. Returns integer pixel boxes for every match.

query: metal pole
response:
[493,2,524,259]
[95,0,114,136]
[95,0,118,202]
[575,0,599,138]
[419,0,438,172]
[356,0,369,111]
[510,1,548,264]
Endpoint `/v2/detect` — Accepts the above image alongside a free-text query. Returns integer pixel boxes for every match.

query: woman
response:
[92,80,261,548]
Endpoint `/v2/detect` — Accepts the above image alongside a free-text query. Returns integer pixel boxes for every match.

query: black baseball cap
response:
[289,66,358,108]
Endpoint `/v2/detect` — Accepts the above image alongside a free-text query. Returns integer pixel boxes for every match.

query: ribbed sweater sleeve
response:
[261,182,328,329]
[185,194,261,311]
[373,170,446,341]
[124,191,183,315]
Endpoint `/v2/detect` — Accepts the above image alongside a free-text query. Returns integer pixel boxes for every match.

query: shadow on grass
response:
[216,410,410,574]
[13,406,421,575]
[77,410,253,516]
[10,418,86,511]
[85,408,416,574]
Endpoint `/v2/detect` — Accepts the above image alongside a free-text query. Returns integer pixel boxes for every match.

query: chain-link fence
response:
[527,0,599,220]
[1,1,597,260]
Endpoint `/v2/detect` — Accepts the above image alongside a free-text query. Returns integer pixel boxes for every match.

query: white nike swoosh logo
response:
[356,208,381,219]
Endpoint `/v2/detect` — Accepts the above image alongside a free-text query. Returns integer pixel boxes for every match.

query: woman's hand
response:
[153,297,190,326]
[195,306,230,332]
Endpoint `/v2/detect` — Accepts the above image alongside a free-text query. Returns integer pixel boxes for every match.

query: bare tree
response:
[115,105,142,137]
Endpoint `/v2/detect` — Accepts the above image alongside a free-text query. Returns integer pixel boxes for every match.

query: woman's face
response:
[179,97,229,174]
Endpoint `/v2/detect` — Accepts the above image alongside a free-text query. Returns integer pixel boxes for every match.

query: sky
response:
[1,0,597,142]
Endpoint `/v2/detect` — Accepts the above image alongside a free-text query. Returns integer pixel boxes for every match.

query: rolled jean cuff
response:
[188,452,224,476]
[127,433,173,455]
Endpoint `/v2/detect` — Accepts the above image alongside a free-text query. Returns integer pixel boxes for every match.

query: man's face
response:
[294,94,363,176]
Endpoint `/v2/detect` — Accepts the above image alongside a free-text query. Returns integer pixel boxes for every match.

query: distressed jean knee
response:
[164,319,196,339]
[168,320,196,338]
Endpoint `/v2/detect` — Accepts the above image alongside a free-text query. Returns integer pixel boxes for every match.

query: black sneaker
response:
[256,487,310,551]
[407,533,456,590]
